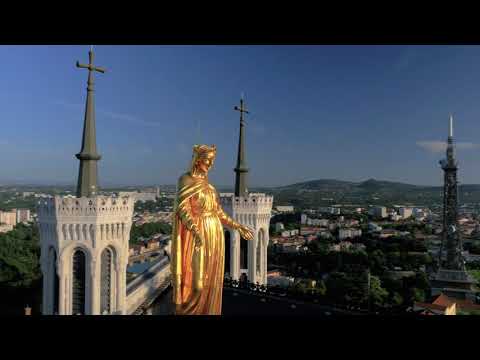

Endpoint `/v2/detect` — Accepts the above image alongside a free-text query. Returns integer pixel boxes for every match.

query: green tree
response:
[391,292,404,306]
[414,272,429,290]
[368,249,386,274]
[0,223,41,287]
[325,272,349,304]
[369,275,389,307]
[308,239,329,255]
[129,222,172,244]
[470,241,480,255]
[410,287,425,303]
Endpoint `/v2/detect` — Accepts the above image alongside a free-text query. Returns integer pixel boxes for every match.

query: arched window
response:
[100,247,113,314]
[72,250,86,315]
[49,248,59,314]
[224,231,231,276]
[240,236,248,270]
[256,238,261,274]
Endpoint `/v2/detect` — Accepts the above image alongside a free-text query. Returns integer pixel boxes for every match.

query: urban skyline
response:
[3,44,480,316]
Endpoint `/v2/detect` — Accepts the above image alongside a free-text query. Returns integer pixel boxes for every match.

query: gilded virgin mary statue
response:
[171,144,254,315]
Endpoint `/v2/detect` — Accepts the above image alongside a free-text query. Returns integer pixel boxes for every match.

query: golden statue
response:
[171,144,254,315]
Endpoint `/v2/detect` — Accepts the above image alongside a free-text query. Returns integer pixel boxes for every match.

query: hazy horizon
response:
[0,176,478,189]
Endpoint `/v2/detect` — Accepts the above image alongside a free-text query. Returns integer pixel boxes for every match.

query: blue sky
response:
[2,45,480,187]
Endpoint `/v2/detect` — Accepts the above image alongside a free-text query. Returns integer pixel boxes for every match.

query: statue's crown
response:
[193,144,216,158]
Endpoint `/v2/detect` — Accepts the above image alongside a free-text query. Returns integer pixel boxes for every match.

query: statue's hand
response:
[239,226,254,241]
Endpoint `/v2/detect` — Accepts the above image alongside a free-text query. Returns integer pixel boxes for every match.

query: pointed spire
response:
[443,114,456,169]
[233,95,249,197]
[449,114,454,138]
[75,47,106,198]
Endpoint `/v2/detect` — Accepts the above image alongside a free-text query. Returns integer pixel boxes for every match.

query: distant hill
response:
[279,179,355,192]
[277,178,428,192]
[270,178,480,208]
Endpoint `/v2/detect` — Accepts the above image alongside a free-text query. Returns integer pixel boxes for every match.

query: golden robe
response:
[171,173,239,315]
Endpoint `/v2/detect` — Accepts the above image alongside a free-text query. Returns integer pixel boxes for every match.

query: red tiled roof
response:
[432,293,480,311]
[415,302,448,312]
[433,293,455,308]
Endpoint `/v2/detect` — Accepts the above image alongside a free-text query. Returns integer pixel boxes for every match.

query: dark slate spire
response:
[75,47,106,198]
[234,95,249,197]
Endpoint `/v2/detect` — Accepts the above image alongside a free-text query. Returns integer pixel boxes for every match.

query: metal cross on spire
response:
[234,94,249,124]
[76,47,106,79]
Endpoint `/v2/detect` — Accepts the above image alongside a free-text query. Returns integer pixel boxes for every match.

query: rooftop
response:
[149,285,365,316]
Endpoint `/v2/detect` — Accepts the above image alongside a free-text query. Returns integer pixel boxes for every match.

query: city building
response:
[280,229,299,237]
[399,207,413,219]
[378,229,399,239]
[331,241,353,252]
[37,49,134,315]
[0,209,16,226]
[16,208,31,223]
[300,213,308,225]
[368,222,382,232]
[369,206,387,219]
[318,206,341,215]
[118,191,157,203]
[338,228,362,241]
[306,218,329,227]
[219,97,273,285]
[275,205,294,213]
[317,230,333,239]
[0,224,14,233]
[342,219,359,227]
[389,212,402,221]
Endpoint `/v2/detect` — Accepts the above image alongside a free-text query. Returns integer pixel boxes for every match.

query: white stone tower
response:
[38,196,134,314]
[37,48,134,314]
[220,193,272,284]
[220,96,273,285]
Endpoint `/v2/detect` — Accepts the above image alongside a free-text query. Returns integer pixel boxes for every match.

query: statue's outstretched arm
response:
[217,204,242,230]
[218,204,254,241]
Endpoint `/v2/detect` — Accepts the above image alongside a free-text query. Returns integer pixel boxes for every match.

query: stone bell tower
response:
[37,47,134,315]
[220,96,273,285]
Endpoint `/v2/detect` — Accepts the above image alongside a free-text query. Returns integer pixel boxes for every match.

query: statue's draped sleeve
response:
[171,174,205,305]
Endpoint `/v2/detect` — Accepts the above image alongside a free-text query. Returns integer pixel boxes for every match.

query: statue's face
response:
[197,153,215,173]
